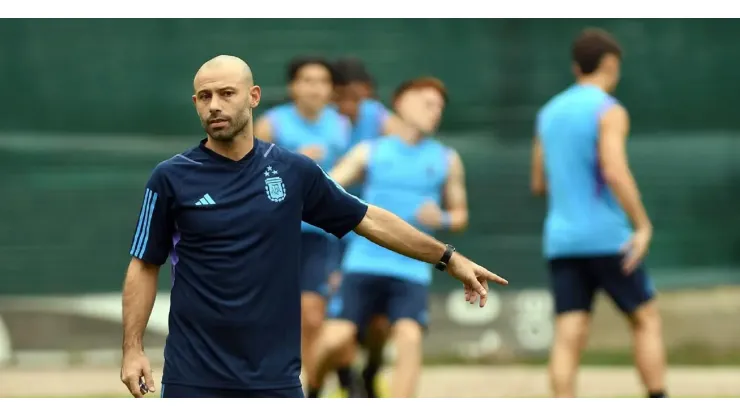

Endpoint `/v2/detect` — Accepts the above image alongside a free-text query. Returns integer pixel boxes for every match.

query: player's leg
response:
[308,273,378,397]
[328,239,362,397]
[385,278,428,398]
[332,339,362,397]
[326,290,364,398]
[361,315,391,398]
[547,258,598,398]
[333,317,388,397]
[593,256,667,398]
[630,300,667,397]
[299,232,333,384]
[307,322,358,398]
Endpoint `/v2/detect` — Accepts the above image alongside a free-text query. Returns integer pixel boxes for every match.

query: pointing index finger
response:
[483,269,508,285]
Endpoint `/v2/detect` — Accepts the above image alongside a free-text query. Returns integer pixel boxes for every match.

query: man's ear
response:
[250,85,262,108]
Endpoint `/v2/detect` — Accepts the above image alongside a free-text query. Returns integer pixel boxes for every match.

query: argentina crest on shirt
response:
[263,165,286,202]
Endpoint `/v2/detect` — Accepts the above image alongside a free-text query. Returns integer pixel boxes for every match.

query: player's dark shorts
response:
[324,236,349,276]
[160,383,304,398]
[299,231,334,297]
[327,273,429,329]
[548,254,656,315]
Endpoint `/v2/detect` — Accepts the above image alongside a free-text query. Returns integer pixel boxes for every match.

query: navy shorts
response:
[548,254,656,315]
[337,238,349,269]
[160,383,304,398]
[299,232,334,297]
[327,273,429,329]
[324,236,348,276]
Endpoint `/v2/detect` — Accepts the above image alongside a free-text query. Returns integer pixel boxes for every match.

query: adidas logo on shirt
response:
[195,193,216,206]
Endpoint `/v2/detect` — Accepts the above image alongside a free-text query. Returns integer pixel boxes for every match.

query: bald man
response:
[119,55,507,399]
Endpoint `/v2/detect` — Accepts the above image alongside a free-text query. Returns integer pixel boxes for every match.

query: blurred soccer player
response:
[330,57,395,398]
[308,77,469,398]
[531,29,667,398]
[253,56,350,384]
[120,55,506,398]
[333,57,406,149]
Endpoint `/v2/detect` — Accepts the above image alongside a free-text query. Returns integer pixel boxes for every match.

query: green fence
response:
[2,19,739,136]
[1,132,738,294]
[1,19,739,294]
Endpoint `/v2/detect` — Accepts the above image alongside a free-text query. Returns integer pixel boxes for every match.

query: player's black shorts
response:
[548,254,655,315]
[327,273,429,330]
[299,231,335,297]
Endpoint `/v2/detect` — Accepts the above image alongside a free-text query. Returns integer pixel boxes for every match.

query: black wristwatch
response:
[435,244,456,271]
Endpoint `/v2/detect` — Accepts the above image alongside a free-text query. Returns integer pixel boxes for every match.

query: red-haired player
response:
[307,77,472,398]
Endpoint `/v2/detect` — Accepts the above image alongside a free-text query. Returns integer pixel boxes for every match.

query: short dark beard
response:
[205,112,250,142]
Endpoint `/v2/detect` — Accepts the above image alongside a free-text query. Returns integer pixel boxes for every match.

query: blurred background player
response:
[333,57,408,149]
[329,57,394,398]
[254,56,351,387]
[308,77,469,398]
[530,28,667,398]
[330,58,421,397]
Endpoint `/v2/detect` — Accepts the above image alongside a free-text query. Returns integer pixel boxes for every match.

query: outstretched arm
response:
[354,205,507,306]
[302,155,508,308]
[356,204,447,265]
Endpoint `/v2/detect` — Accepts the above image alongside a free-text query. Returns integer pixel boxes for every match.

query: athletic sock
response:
[362,360,381,398]
[336,367,354,390]
[648,390,667,398]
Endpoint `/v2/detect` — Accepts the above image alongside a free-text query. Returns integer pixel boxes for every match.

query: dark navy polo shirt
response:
[129,138,368,390]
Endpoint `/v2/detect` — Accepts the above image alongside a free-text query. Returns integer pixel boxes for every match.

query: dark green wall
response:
[1,19,738,294]
[2,19,739,136]
[2,134,738,294]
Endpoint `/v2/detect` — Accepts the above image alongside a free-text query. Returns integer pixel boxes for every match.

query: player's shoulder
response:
[543,85,616,119]
[323,105,351,125]
[365,134,396,152]
[154,145,208,171]
[263,103,293,120]
[422,136,449,151]
[421,139,460,177]
[540,85,578,113]
[600,94,623,112]
[360,98,387,114]
[374,134,404,143]
[600,97,628,122]
[259,138,318,172]
[442,143,460,161]
[426,137,458,163]
[147,142,207,189]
